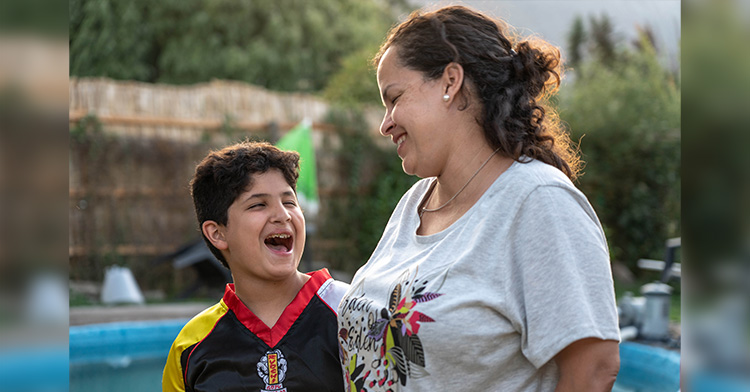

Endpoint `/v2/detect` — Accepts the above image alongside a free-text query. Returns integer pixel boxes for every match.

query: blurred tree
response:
[318,108,416,273]
[560,32,680,272]
[682,0,750,295]
[632,25,658,54]
[322,0,420,107]
[69,0,393,92]
[322,44,383,107]
[589,14,617,67]
[1,0,68,35]
[567,15,586,71]
[70,0,156,81]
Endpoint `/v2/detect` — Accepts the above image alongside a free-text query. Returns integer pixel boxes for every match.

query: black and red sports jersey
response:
[163,269,349,392]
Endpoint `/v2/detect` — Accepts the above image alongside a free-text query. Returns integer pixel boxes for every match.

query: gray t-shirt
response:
[337,159,620,391]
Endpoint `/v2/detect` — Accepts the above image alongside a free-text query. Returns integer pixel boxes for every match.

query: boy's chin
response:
[265,261,304,277]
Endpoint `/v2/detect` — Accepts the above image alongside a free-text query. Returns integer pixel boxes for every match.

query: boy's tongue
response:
[266,243,288,252]
[265,235,291,252]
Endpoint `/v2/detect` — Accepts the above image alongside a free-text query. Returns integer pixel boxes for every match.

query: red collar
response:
[221,268,332,347]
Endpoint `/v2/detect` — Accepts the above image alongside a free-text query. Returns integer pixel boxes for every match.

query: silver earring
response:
[442,94,450,102]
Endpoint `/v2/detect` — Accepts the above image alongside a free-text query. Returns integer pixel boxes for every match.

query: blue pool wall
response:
[616,340,680,389]
[0,345,69,392]
[69,319,686,389]
[70,319,188,366]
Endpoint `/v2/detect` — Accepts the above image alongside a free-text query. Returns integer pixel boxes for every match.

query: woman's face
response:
[376,47,450,177]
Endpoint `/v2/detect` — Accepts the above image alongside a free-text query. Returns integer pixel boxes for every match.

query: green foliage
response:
[70,113,102,142]
[683,0,750,272]
[70,113,111,164]
[567,14,624,77]
[323,44,384,107]
[321,0,418,108]
[70,0,156,81]
[567,16,586,70]
[588,14,617,67]
[318,108,416,273]
[69,0,393,92]
[0,0,68,35]
[560,35,680,271]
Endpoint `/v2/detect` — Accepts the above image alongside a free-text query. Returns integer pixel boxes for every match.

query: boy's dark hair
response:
[190,141,300,268]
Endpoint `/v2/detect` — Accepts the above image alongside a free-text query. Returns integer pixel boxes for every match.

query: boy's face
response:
[213,169,306,282]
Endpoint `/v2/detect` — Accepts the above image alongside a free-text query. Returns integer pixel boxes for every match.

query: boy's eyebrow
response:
[241,191,296,203]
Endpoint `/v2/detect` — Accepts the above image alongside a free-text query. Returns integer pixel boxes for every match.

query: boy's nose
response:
[270,203,292,222]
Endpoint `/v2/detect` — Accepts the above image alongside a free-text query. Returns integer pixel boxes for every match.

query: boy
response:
[163,141,348,392]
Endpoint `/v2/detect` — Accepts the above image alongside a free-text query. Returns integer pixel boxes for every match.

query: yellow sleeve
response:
[162,339,186,392]
[161,301,228,392]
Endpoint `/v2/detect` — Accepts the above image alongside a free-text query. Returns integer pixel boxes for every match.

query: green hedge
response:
[560,39,680,271]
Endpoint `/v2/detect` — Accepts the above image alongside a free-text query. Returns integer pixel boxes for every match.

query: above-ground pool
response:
[69,320,680,392]
[70,319,188,392]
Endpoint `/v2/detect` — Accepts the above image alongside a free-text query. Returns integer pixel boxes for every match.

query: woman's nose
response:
[380,112,395,136]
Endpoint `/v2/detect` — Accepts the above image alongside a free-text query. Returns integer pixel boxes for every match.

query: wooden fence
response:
[69,78,385,292]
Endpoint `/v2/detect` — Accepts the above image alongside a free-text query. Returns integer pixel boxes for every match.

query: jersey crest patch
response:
[257,349,288,392]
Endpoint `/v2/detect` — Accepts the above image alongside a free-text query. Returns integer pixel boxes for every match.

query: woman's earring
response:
[442,94,450,102]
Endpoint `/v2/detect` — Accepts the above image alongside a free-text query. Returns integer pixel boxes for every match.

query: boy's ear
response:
[202,221,228,251]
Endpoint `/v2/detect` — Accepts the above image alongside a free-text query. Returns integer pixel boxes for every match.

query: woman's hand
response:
[554,338,620,392]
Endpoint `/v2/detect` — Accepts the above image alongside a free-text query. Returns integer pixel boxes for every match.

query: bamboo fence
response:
[69,78,384,290]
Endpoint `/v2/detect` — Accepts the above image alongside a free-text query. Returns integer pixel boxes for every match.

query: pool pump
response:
[617,238,680,343]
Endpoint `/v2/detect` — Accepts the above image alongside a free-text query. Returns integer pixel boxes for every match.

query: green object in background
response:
[276,120,319,216]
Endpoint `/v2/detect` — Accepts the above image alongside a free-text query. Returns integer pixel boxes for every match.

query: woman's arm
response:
[554,338,620,392]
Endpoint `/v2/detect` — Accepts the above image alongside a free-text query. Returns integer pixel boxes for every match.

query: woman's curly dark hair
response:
[374,5,581,180]
[190,141,300,267]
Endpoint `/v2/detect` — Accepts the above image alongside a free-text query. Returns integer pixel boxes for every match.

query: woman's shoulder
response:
[502,159,601,224]
[507,158,575,189]
[484,158,587,211]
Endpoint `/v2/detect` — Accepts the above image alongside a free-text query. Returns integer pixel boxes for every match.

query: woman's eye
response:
[248,203,264,209]
[284,201,297,207]
[391,95,401,104]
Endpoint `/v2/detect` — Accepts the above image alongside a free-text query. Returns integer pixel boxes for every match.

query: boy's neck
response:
[231,271,311,329]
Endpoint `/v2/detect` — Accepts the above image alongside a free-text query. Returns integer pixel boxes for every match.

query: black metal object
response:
[156,239,232,299]
[660,237,681,283]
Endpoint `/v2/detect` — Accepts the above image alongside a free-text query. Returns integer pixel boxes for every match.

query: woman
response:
[337,6,620,392]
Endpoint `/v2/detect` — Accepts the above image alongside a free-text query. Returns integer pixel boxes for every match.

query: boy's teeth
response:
[265,233,292,252]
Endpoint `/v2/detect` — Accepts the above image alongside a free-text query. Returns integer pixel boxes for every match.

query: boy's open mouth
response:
[264,233,292,252]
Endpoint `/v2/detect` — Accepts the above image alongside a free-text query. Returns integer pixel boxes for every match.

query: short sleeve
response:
[509,185,620,368]
[162,340,186,392]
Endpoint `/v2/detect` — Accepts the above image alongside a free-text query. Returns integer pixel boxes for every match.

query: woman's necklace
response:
[419,148,500,218]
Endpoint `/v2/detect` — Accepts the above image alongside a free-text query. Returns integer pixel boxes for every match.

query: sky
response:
[410,0,681,66]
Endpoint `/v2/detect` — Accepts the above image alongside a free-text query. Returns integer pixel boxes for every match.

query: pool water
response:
[71,356,165,392]
[70,355,669,392]
[612,341,681,392]
[612,377,676,392]
[70,319,186,392]
[69,320,681,392]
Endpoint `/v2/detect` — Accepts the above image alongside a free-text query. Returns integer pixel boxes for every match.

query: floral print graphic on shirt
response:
[339,269,443,392]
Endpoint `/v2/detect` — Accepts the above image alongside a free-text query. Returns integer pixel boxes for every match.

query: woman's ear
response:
[442,62,465,102]
[202,221,228,251]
